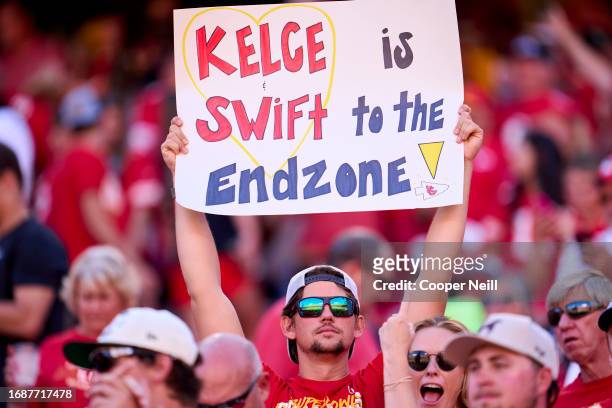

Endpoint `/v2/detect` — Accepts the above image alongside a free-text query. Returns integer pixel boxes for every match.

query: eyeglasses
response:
[296,296,356,318]
[408,350,456,372]
[198,376,259,408]
[547,300,603,327]
[89,346,156,373]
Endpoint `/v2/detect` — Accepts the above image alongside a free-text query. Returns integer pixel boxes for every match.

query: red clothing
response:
[265,353,383,407]
[30,329,94,408]
[467,137,510,224]
[254,299,380,379]
[122,82,170,212]
[554,374,612,408]
[43,146,125,260]
[168,253,247,307]
[300,212,383,262]
[122,84,174,266]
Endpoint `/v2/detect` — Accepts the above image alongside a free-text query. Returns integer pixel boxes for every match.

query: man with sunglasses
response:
[545,270,612,408]
[445,313,560,408]
[197,333,269,408]
[63,307,201,408]
[161,105,483,406]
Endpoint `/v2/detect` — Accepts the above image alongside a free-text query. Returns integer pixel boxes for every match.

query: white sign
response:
[173,0,464,215]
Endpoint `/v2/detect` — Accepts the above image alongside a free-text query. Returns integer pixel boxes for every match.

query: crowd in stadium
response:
[0,0,611,407]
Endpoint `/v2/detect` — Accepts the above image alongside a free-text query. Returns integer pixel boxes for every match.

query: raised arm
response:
[544,7,612,94]
[380,314,417,408]
[162,117,244,338]
[399,104,483,322]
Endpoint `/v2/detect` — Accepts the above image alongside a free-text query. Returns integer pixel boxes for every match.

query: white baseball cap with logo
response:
[445,313,560,377]
[64,307,199,368]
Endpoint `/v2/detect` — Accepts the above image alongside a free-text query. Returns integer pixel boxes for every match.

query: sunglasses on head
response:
[547,300,603,327]
[296,296,356,318]
[89,346,156,373]
[408,350,456,372]
[198,376,259,408]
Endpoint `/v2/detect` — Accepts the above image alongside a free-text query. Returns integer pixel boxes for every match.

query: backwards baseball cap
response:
[59,84,103,130]
[285,265,360,306]
[284,265,360,363]
[598,302,612,332]
[64,307,199,369]
[445,313,559,377]
[599,155,612,183]
[511,35,551,61]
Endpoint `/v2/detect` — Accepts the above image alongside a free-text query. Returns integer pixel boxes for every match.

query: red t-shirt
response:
[254,299,380,379]
[554,374,612,408]
[265,353,383,407]
[122,82,169,212]
[43,146,125,260]
[29,329,94,408]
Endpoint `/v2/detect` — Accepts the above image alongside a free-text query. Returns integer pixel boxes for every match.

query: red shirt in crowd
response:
[41,145,125,260]
[554,374,612,408]
[29,329,93,408]
[265,354,383,408]
[253,299,380,379]
[122,84,167,214]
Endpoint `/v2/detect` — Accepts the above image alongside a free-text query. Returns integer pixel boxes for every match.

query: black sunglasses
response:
[408,350,456,372]
[198,376,258,408]
[89,346,156,373]
[547,300,603,327]
[296,296,356,318]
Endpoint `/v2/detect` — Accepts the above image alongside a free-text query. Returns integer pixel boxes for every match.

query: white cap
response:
[285,265,360,306]
[64,307,199,368]
[445,313,560,377]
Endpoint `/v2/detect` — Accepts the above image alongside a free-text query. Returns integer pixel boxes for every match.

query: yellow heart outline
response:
[181,4,337,176]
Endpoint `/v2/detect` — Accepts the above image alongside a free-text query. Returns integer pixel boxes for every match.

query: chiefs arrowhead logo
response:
[415,181,449,200]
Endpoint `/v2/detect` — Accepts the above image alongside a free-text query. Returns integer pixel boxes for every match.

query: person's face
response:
[409,327,465,407]
[553,289,606,365]
[508,140,536,182]
[563,168,600,212]
[510,59,553,100]
[99,105,123,149]
[282,281,364,361]
[466,346,542,408]
[75,280,125,336]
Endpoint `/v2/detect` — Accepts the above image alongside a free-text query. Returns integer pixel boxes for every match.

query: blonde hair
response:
[61,245,141,314]
[546,269,612,308]
[414,316,469,408]
[414,316,469,335]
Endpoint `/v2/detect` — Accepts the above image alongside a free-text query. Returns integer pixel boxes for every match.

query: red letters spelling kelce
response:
[196,21,326,79]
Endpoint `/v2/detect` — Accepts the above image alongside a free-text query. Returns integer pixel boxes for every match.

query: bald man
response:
[197,333,269,408]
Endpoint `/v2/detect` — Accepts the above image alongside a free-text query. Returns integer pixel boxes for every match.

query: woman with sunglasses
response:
[545,269,612,408]
[380,314,468,408]
[26,246,141,408]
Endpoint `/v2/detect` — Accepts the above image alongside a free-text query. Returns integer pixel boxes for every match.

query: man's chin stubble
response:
[310,340,345,355]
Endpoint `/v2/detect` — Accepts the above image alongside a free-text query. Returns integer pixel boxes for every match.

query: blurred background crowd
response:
[0,0,611,405]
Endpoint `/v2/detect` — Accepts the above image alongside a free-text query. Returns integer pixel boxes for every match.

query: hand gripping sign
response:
[173,0,463,215]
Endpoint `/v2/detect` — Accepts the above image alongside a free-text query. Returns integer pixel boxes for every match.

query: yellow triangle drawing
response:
[418,142,444,179]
